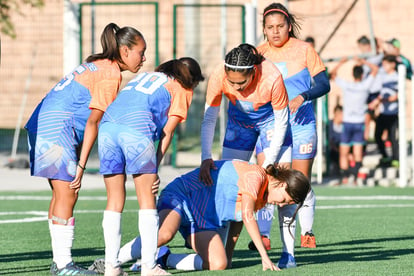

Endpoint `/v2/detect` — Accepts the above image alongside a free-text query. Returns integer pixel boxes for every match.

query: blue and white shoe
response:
[277,252,297,269]
[51,261,98,275]
[130,246,171,272]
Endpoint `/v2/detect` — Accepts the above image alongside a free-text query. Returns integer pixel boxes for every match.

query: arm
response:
[241,194,279,271]
[262,107,288,168]
[290,71,331,113]
[70,108,104,192]
[156,115,181,167]
[199,104,220,185]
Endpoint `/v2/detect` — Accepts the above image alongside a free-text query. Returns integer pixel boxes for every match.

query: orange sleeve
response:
[166,80,193,122]
[306,45,326,77]
[206,63,226,107]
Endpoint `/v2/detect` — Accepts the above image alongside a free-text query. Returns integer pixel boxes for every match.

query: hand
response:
[262,257,280,271]
[70,166,84,193]
[152,175,160,195]
[289,95,305,114]
[199,159,217,185]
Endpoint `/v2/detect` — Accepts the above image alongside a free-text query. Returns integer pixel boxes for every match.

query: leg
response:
[339,144,351,183]
[193,231,227,270]
[225,221,243,268]
[375,116,387,158]
[49,179,78,269]
[133,173,160,272]
[102,174,126,270]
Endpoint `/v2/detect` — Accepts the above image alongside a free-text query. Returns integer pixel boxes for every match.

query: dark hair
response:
[179,57,205,83]
[357,35,370,45]
[262,3,301,39]
[353,65,364,80]
[86,23,145,63]
[305,36,315,45]
[333,104,343,113]
[224,43,265,76]
[156,58,203,90]
[265,164,310,237]
[382,54,398,64]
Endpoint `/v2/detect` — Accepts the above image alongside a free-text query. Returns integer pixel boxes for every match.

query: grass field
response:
[1,186,414,275]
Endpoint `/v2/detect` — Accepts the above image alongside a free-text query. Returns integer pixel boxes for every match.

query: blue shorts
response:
[224,116,292,162]
[340,122,365,146]
[26,119,81,181]
[291,123,317,160]
[157,180,214,240]
[98,122,157,175]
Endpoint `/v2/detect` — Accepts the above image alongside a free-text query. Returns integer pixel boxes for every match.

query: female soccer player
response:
[254,2,330,267]
[24,23,146,275]
[97,57,204,276]
[115,160,310,272]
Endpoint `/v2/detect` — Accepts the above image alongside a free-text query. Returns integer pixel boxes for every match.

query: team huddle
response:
[25,3,330,276]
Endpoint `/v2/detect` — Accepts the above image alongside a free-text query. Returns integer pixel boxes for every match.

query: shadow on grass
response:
[0,248,103,275]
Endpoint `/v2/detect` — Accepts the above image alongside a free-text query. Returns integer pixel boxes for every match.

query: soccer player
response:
[96,57,204,276]
[114,160,310,272]
[253,2,331,267]
[24,23,146,275]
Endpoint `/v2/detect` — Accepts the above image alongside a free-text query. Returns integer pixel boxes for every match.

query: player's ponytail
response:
[156,57,204,90]
[86,23,145,63]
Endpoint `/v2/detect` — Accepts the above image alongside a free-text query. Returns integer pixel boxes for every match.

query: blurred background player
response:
[24,23,146,275]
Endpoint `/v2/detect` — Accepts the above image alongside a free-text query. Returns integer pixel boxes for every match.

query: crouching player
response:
[109,160,309,272]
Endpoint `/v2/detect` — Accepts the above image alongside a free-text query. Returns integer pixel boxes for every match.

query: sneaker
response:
[277,252,296,269]
[141,264,171,276]
[248,235,271,251]
[51,261,98,275]
[105,263,128,276]
[301,232,316,248]
[130,261,141,272]
[88,258,105,274]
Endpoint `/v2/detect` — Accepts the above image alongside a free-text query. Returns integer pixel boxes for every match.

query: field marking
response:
[1,195,414,201]
[1,195,414,224]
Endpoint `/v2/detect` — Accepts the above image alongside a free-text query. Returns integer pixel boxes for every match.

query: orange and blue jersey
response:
[25,59,121,180]
[257,38,326,126]
[101,72,193,141]
[158,160,268,232]
[206,60,288,125]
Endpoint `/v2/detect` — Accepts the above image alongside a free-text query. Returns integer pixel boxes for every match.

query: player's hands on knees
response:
[199,158,216,185]
[70,167,84,194]
[262,259,280,271]
[152,175,160,195]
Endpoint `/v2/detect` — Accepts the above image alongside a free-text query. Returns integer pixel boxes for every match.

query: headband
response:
[224,63,254,70]
[264,8,289,18]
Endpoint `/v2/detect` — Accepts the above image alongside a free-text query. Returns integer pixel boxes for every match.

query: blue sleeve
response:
[300,71,331,101]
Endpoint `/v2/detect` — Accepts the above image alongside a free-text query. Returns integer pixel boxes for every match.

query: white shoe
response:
[141,264,171,276]
[104,263,128,276]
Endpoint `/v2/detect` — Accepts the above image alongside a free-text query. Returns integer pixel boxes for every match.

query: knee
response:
[157,230,175,245]
[208,258,227,270]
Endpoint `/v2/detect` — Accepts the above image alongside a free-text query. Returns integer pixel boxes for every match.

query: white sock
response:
[166,253,203,271]
[139,209,159,269]
[51,222,74,269]
[102,210,122,268]
[298,189,316,235]
[278,204,296,256]
[118,236,142,264]
[256,204,275,237]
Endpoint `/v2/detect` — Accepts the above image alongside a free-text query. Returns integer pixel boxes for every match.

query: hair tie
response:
[224,63,254,70]
[264,8,289,18]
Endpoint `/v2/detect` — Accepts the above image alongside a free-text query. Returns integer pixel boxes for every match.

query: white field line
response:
[1,195,414,224]
[1,195,414,201]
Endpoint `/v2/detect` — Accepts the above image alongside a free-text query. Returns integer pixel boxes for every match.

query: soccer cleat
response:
[51,261,98,275]
[277,252,297,269]
[301,232,316,248]
[141,264,171,276]
[104,263,128,276]
[247,235,271,251]
[88,258,105,274]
